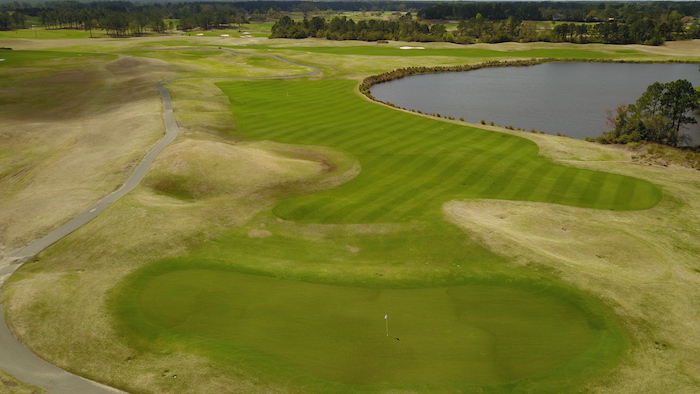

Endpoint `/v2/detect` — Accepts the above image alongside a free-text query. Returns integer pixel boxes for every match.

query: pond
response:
[370,62,700,145]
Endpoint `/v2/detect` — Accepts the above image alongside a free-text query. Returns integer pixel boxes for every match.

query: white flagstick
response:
[385,314,389,336]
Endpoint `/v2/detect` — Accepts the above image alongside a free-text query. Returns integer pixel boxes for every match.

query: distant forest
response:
[272,2,700,45]
[1,1,700,45]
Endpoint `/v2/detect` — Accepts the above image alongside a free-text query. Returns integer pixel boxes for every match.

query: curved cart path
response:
[0,50,319,393]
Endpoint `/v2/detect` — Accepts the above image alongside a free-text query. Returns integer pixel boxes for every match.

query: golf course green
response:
[109,75,659,391]
[117,261,623,391]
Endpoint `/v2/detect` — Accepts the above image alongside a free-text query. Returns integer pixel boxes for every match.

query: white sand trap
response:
[196,33,204,36]
[399,46,425,50]
[0,59,4,61]
[241,35,253,38]
[221,34,230,37]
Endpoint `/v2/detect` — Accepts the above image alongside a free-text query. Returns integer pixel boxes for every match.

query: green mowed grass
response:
[218,79,661,224]
[230,45,628,59]
[114,224,624,391]
[113,71,657,391]
[0,50,106,66]
[0,28,104,39]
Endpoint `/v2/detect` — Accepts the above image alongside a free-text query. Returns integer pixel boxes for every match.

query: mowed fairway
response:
[110,75,657,392]
[219,79,661,223]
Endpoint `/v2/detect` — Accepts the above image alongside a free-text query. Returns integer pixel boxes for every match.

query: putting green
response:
[114,222,625,391]
[117,261,623,391]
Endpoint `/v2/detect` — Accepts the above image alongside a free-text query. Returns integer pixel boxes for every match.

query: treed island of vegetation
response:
[1,1,700,394]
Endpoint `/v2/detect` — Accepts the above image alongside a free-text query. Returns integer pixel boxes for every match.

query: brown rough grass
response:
[0,54,175,255]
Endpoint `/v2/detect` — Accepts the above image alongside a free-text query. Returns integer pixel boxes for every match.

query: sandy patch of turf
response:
[625,39,700,59]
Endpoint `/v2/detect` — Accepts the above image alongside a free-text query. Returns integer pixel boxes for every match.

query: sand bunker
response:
[399,46,425,50]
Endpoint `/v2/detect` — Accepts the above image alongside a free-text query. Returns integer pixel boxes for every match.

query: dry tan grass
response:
[144,138,358,200]
[0,55,176,255]
[626,39,700,58]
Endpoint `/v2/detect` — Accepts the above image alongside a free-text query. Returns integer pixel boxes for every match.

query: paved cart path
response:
[0,50,319,393]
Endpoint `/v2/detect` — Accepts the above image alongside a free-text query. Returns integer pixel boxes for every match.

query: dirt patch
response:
[248,229,272,238]
[344,244,360,253]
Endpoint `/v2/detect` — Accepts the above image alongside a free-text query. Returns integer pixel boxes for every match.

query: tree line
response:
[0,2,253,35]
[271,11,700,45]
[271,14,453,42]
[418,1,700,45]
[418,1,700,23]
[0,1,434,34]
[3,1,700,44]
[0,10,26,30]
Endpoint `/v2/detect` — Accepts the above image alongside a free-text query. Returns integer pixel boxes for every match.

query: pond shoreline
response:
[360,58,700,142]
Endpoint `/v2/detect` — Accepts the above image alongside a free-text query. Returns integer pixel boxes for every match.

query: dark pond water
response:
[371,62,700,145]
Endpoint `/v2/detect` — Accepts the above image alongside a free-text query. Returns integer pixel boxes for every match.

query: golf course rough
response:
[108,74,661,392]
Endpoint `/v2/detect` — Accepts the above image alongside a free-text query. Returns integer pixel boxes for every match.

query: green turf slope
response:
[220,79,661,223]
[114,222,625,393]
[112,77,660,392]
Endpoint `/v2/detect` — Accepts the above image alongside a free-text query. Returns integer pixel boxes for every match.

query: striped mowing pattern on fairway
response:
[218,79,661,223]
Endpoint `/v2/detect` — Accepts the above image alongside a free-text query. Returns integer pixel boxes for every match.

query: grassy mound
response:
[144,140,327,200]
